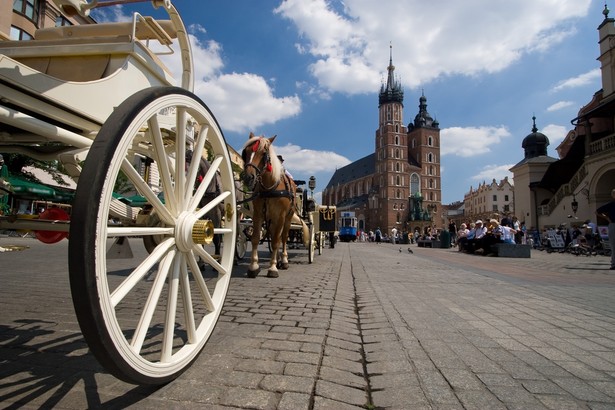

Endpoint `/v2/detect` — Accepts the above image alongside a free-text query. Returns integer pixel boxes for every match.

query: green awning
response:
[7,176,56,199]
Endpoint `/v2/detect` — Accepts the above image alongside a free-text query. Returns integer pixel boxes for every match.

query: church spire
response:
[379,43,404,107]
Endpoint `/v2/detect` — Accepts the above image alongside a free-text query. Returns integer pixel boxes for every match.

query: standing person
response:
[448,219,457,246]
[375,227,382,244]
[391,226,397,244]
[596,188,615,270]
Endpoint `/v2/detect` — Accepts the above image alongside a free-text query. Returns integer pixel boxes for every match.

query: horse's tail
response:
[301,218,310,248]
[290,212,311,248]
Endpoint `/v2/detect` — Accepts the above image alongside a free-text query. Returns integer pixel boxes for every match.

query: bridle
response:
[242,138,280,192]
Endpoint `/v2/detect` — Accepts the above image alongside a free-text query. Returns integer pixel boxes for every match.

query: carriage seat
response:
[0,18,175,83]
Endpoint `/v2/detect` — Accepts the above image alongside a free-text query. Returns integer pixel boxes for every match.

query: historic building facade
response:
[463,177,515,224]
[511,6,615,231]
[323,49,442,237]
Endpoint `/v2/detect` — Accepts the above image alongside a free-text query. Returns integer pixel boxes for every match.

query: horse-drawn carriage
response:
[237,135,335,271]
[0,0,237,384]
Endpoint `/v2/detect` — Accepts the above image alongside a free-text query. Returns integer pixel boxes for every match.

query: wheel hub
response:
[175,212,214,252]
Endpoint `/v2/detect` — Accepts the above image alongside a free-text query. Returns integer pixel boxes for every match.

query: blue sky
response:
[94,0,601,204]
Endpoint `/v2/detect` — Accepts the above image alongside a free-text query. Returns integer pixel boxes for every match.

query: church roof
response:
[522,116,549,158]
[325,153,375,190]
[379,45,404,107]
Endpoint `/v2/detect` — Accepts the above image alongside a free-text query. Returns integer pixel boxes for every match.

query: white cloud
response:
[471,164,515,183]
[542,124,568,147]
[552,68,601,92]
[440,126,512,157]
[274,143,351,174]
[546,101,575,112]
[274,0,592,95]
[94,7,303,134]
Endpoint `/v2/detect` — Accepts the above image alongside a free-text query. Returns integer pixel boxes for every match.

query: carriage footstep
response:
[247,268,261,278]
[267,270,279,278]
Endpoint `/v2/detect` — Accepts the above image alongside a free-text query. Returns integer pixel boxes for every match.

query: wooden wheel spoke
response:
[149,115,178,216]
[184,125,209,206]
[161,253,182,363]
[181,256,197,343]
[194,190,230,220]
[188,154,223,212]
[121,158,174,225]
[131,250,176,353]
[110,238,175,307]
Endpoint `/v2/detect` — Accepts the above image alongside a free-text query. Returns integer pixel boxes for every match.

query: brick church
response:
[322,48,442,238]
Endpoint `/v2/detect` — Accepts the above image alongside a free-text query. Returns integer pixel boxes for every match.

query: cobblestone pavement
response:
[1,236,615,409]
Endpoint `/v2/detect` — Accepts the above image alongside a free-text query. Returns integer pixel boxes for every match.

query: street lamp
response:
[308,176,316,198]
[571,195,578,214]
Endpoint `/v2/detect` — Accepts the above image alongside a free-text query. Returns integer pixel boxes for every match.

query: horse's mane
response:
[243,135,283,183]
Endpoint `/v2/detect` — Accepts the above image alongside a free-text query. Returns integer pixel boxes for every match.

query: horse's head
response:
[241,132,283,191]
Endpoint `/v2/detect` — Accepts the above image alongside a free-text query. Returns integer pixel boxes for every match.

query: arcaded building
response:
[322,49,442,237]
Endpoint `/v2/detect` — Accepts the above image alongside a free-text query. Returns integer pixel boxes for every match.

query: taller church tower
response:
[373,46,409,231]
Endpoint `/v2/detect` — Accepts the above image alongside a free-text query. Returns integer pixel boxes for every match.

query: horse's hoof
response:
[247,268,260,278]
[267,270,279,278]
[279,262,289,270]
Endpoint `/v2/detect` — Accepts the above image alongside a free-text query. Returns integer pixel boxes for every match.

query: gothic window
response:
[429,179,433,188]
[387,106,391,121]
[430,165,434,175]
[395,135,399,145]
[427,152,433,163]
[429,192,434,201]
[411,139,416,148]
[395,125,399,134]
[395,162,400,172]
[428,136,433,146]
[396,175,401,186]
[410,173,419,195]
[397,213,401,223]
[396,189,400,199]
[395,149,400,159]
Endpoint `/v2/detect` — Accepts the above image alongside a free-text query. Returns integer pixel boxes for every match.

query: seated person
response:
[456,223,470,251]
[474,219,502,255]
[465,220,486,253]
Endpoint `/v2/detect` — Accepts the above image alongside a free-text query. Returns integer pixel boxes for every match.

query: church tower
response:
[407,92,441,220]
[374,46,408,231]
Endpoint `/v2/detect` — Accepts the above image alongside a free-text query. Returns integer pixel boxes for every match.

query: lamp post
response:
[308,176,316,199]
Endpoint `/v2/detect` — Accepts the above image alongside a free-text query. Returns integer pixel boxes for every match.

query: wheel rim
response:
[69,88,235,384]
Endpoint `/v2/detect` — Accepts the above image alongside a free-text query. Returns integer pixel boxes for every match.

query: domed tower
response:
[407,91,441,217]
[374,45,409,232]
[522,116,550,158]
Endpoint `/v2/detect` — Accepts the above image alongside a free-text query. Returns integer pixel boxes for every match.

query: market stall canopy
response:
[7,176,56,199]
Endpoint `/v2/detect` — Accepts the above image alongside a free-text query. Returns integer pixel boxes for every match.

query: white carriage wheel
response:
[308,223,315,264]
[317,232,323,255]
[69,87,236,385]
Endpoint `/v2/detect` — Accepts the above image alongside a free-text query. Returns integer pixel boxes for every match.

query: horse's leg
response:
[278,213,292,270]
[247,202,262,278]
[267,211,285,278]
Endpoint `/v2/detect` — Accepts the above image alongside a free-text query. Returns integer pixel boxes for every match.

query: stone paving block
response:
[476,373,519,387]
[278,392,310,410]
[456,388,508,410]
[327,329,362,344]
[551,377,613,402]
[260,374,314,394]
[321,355,363,374]
[261,339,302,352]
[369,372,421,389]
[554,360,611,381]
[234,358,285,375]
[315,380,368,407]
[326,336,362,352]
[439,368,485,391]
[367,359,414,374]
[220,386,278,409]
[521,379,570,395]
[319,365,366,389]
[371,384,430,408]
[277,351,321,365]
[324,345,362,362]
[488,385,546,406]
[313,395,365,410]
[535,393,589,410]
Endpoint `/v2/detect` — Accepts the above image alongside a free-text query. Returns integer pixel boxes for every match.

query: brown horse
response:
[241,132,309,278]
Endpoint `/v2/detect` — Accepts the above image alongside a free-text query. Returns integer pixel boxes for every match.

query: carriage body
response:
[0,0,237,385]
